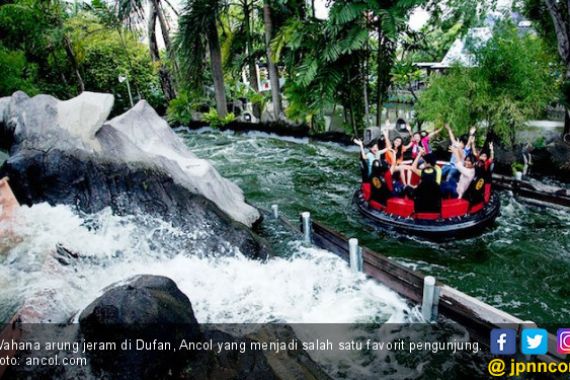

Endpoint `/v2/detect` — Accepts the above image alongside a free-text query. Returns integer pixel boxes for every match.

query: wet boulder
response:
[78,275,201,379]
[0,91,259,227]
[0,91,267,259]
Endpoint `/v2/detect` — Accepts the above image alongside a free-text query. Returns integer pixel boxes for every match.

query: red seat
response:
[361,183,371,201]
[415,213,440,220]
[369,200,385,211]
[484,184,491,203]
[470,202,484,214]
[441,199,469,219]
[386,198,414,218]
[409,172,420,187]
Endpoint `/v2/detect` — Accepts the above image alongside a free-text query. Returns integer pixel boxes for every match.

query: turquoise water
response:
[180,128,570,325]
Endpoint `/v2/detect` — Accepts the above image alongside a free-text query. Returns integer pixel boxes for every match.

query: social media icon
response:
[521,328,548,355]
[490,329,516,355]
[557,329,570,354]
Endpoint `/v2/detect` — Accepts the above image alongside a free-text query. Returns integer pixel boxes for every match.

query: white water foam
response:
[0,203,413,324]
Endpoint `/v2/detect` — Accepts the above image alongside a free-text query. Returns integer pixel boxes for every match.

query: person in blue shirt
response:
[354,138,390,177]
[441,124,475,182]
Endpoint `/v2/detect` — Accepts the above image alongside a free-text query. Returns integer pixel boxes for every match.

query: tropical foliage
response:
[416,22,559,144]
[0,0,565,140]
[0,0,164,113]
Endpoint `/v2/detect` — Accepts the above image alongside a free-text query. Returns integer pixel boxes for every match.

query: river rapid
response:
[180,128,570,325]
[0,128,569,379]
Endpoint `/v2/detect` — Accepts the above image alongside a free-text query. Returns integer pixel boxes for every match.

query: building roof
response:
[433,27,493,69]
[420,12,533,70]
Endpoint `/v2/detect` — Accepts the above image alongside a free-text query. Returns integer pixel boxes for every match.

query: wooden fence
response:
[293,213,564,363]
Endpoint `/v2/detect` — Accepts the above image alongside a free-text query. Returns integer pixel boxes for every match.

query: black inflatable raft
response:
[354,188,501,240]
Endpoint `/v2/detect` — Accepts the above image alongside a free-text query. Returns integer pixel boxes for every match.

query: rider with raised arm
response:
[354,138,390,178]
[441,124,474,181]
[441,145,476,199]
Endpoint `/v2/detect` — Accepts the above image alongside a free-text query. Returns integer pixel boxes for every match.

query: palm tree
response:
[271,3,368,132]
[147,2,176,100]
[177,0,228,117]
[117,0,177,100]
[221,0,264,118]
[369,0,423,126]
[263,0,283,119]
[242,0,262,117]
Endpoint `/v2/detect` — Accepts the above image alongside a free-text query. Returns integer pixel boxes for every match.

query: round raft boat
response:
[354,166,501,240]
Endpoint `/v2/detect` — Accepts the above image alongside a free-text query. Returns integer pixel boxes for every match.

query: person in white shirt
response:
[441,145,475,199]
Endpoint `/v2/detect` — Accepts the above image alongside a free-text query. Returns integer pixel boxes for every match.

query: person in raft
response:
[403,124,443,186]
[469,131,495,175]
[408,149,443,213]
[354,138,391,178]
[441,145,476,199]
[441,124,475,182]
[406,123,443,159]
[383,124,414,166]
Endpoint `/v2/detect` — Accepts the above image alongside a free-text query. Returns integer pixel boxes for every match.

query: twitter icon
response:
[521,328,548,355]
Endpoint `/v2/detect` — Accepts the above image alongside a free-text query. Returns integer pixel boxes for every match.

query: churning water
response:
[0,203,411,325]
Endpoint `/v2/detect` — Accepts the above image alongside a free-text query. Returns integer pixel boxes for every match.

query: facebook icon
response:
[490,329,516,355]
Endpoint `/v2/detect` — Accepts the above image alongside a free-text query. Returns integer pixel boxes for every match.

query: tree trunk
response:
[363,65,369,127]
[207,19,228,117]
[543,0,570,140]
[375,17,395,127]
[63,35,84,93]
[148,8,176,101]
[363,23,370,128]
[244,0,261,118]
[153,0,172,52]
[562,64,570,143]
[263,0,282,120]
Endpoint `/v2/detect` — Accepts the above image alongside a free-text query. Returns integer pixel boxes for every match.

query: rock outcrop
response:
[0,91,259,226]
[78,275,201,379]
[0,91,267,258]
[5,275,331,380]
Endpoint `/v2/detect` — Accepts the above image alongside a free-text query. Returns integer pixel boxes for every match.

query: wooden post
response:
[301,212,311,244]
[271,204,279,219]
[349,238,362,272]
[431,285,440,320]
[422,276,436,321]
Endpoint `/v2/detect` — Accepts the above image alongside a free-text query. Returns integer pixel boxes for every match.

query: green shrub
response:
[167,91,193,126]
[203,109,236,128]
[533,136,546,149]
[512,162,525,174]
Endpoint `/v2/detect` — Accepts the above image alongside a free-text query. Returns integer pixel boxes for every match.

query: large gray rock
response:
[79,275,201,328]
[0,91,268,259]
[0,91,259,227]
[104,101,258,226]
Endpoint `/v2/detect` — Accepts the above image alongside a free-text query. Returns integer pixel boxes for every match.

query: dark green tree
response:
[177,0,228,117]
[519,0,570,140]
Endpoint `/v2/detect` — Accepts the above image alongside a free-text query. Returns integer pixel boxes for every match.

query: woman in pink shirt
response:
[406,124,443,159]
